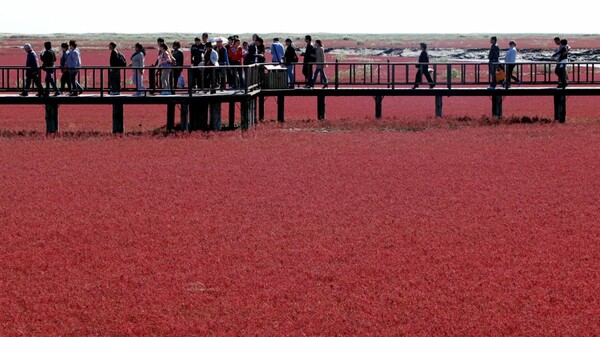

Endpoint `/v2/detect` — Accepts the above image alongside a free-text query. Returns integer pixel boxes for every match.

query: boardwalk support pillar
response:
[241,98,255,130]
[554,95,567,123]
[317,95,326,120]
[375,95,383,119]
[277,95,285,123]
[167,103,176,131]
[435,96,443,118]
[180,103,189,131]
[112,103,124,134]
[252,97,258,124]
[229,102,236,129]
[259,96,265,122]
[45,103,59,134]
[189,102,208,131]
[210,102,222,131]
[492,94,503,118]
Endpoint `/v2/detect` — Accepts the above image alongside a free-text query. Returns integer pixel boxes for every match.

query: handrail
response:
[1,61,598,94]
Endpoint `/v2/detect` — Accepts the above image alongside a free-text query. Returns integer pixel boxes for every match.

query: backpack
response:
[116,52,127,67]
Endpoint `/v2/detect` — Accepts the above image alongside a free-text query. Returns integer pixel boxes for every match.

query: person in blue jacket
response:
[67,40,84,96]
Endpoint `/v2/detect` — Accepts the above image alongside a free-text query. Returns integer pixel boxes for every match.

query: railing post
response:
[252,96,258,124]
[244,67,249,94]
[188,68,193,97]
[391,64,395,90]
[100,68,104,97]
[387,59,390,89]
[447,64,452,89]
[335,59,339,90]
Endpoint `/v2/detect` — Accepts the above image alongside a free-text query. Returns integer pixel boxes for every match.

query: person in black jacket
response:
[190,36,205,90]
[171,41,184,93]
[412,42,435,89]
[301,35,316,86]
[40,41,61,96]
[108,42,124,95]
[488,36,500,89]
[283,38,298,88]
[244,36,265,65]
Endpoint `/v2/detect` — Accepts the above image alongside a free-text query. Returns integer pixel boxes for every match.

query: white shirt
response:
[505,47,517,63]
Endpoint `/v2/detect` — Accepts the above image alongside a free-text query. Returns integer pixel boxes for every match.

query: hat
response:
[22,43,32,50]
[216,38,223,42]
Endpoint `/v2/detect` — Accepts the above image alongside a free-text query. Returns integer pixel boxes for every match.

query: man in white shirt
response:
[504,40,519,88]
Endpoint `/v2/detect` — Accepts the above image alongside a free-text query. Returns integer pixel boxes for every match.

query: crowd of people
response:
[17,34,571,96]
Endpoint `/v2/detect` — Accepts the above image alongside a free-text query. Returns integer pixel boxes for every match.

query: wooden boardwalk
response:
[3,61,600,132]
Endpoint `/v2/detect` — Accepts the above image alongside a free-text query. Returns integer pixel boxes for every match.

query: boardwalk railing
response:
[286,61,600,89]
[0,64,263,95]
[2,61,600,94]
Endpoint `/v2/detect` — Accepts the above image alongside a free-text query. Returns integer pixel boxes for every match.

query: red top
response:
[228,46,244,64]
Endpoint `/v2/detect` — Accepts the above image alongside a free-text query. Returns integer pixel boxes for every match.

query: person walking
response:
[59,42,71,94]
[270,37,285,64]
[504,40,519,89]
[130,43,146,96]
[308,39,328,88]
[301,35,316,86]
[552,38,570,88]
[157,43,175,95]
[487,36,500,89]
[283,38,298,88]
[108,42,126,95]
[40,41,61,96]
[67,40,84,96]
[19,43,44,97]
[412,42,435,89]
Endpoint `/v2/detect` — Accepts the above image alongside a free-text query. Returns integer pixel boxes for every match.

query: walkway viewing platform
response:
[2,61,599,132]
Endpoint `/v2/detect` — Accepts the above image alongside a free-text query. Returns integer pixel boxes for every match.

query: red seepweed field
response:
[1,34,600,335]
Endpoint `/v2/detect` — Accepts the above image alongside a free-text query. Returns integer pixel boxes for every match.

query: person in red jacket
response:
[228,38,244,89]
